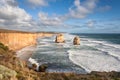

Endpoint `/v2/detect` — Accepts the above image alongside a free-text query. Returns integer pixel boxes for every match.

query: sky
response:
[0,0,120,33]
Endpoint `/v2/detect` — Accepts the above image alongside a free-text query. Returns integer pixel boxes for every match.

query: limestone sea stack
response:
[55,34,65,43]
[73,36,80,45]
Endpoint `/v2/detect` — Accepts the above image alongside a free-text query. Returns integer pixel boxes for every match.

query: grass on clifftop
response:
[0,42,120,80]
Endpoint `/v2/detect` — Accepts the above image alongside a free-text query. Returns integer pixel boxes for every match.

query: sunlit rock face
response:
[73,36,80,45]
[0,29,54,51]
[0,32,37,50]
[55,34,65,43]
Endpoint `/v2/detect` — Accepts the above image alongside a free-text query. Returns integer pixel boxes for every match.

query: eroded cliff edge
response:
[0,29,54,51]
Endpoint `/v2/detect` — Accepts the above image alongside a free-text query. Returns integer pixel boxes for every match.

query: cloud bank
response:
[0,0,113,32]
[38,12,63,26]
[0,0,37,30]
[37,0,98,27]
[69,0,98,18]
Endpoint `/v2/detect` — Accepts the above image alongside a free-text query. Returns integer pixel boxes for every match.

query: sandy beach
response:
[16,46,36,61]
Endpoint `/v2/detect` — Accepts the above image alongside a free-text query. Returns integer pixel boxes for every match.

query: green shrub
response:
[0,42,9,51]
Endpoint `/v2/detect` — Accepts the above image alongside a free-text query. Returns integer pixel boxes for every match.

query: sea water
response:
[31,33,120,73]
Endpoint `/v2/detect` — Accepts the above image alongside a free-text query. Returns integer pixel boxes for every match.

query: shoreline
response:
[16,45,37,61]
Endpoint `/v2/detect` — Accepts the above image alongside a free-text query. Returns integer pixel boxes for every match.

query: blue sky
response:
[0,0,120,33]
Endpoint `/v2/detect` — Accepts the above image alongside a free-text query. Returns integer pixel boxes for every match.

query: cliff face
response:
[0,29,54,51]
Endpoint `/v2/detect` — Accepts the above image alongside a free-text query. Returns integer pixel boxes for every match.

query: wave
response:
[81,38,120,60]
[68,50,120,73]
[28,58,39,71]
[84,38,120,49]
[67,34,120,73]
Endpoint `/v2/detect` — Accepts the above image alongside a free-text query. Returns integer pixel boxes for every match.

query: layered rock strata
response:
[0,29,54,51]
[55,34,65,43]
[73,36,80,45]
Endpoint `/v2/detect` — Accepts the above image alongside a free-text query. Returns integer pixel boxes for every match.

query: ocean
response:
[30,33,120,74]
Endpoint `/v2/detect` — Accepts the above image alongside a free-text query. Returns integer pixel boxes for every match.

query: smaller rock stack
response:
[55,34,65,43]
[73,36,80,45]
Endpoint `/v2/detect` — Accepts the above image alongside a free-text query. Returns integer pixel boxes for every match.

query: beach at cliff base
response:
[16,46,37,61]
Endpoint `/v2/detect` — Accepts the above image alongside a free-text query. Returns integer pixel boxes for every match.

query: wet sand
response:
[16,46,36,61]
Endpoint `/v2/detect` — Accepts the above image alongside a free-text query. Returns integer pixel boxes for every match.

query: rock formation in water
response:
[0,29,54,51]
[55,34,65,43]
[73,36,80,45]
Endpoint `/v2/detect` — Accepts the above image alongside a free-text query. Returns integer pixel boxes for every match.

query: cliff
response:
[0,29,54,51]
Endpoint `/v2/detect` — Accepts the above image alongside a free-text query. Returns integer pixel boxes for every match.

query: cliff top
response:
[0,29,30,33]
[0,29,58,34]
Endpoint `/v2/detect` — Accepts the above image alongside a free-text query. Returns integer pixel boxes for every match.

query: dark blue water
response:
[72,33,120,44]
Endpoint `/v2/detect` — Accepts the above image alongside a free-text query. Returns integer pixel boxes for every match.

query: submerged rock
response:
[73,36,80,45]
[55,34,65,43]
[38,64,48,72]
[31,63,47,72]
[32,63,37,71]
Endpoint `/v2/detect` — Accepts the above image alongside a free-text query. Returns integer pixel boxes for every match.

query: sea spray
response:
[28,58,39,71]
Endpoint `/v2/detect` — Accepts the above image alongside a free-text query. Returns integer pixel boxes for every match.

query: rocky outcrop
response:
[0,29,54,51]
[38,64,48,72]
[31,63,48,72]
[73,36,80,45]
[55,34,65,43]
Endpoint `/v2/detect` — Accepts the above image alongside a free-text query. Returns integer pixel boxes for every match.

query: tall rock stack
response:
[73,36,80,45]
[55,34,65,43]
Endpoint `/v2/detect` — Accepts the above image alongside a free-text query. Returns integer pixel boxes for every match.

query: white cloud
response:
[37,0,99,27]
[0,0,18,7]
[37,0,99,26]
[0,0,38,30]
[0,0,64,31]
[38,12,63,26]
[27,0,47,7]
[69,0,98,18]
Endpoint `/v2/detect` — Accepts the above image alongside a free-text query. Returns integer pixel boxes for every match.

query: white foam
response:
[81,38,120,60]
[84,38,120,49]
[28,58,39,71]
[68,50,120,73]
[95,45,120,60]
